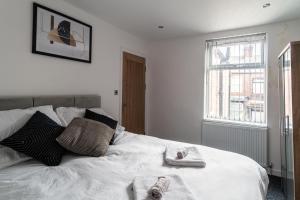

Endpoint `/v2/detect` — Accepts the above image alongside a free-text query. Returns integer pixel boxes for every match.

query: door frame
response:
[119,47,148,134]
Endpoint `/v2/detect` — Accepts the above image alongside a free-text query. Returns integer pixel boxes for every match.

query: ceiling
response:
[64,0,300,40]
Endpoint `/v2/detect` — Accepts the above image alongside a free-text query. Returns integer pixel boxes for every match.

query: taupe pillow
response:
[56,118,114,157]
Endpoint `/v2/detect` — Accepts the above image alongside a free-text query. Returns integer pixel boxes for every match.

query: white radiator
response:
[202,120,268,167]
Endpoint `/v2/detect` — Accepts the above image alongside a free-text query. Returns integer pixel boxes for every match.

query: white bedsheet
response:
[0,132,269,200]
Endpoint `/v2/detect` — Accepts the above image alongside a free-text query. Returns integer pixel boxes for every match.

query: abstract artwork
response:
[32,3,92,63]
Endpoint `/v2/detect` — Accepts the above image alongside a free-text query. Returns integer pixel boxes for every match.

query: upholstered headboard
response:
[0,95,101,111]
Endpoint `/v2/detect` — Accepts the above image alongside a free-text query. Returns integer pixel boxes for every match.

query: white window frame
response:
[203,33,268,126]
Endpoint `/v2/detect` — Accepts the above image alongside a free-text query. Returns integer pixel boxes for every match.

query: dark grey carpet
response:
[267,175,285,200]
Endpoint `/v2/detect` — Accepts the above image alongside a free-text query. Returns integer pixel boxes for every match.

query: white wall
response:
[2,0,300,177]
[148,18,300,176]
[0,0,148,125]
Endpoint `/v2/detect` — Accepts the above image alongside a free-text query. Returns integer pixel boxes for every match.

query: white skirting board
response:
[202,120,268,168]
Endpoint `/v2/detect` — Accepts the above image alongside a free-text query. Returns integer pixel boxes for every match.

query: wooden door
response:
[122,52,146,134]
[291,42,300,200]
[279,41,300,200]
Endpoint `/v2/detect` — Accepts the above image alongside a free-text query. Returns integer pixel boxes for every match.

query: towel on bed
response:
[149,176,170,200]
[165,146,206,167]
[132,175,196,200]
[177,148,188,159]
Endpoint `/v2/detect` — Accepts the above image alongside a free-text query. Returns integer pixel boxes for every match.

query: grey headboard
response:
[0,95,101,111]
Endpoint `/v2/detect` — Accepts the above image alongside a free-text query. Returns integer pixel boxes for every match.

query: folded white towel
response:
[133,175,196,200]
[165,146,206,167]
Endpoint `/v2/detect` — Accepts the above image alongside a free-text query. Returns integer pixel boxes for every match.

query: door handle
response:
[285,115,289,136]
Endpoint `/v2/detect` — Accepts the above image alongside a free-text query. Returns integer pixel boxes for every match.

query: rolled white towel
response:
[149,176,170,200]
[177,148,189,159]
[132,175,196,200]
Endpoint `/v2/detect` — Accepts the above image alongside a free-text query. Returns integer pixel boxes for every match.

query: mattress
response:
[0,132,269,200]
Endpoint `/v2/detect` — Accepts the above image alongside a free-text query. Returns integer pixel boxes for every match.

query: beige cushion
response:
[56,118,114,157]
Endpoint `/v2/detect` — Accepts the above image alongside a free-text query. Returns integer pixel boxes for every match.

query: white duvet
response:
[0,132,268,200]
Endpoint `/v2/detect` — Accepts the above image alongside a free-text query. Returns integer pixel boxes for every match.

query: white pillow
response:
[56,107,107,127]
[114,124,125,141]
[0,105,62,170]
[0,147,29,170]
[55,107,125,143]
[0,105,62,141]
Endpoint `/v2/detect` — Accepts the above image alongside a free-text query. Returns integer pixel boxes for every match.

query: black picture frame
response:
[32,3,92,63]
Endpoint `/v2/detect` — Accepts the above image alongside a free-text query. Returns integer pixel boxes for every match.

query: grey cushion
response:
[56,118,114,157]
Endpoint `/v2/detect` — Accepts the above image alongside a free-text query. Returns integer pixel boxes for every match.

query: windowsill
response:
[203,118,268,129]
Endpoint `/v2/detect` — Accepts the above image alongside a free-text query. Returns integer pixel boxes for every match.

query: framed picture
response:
[32,3,92,63]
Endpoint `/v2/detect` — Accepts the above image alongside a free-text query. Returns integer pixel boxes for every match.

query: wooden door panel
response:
[122,52,145,134]
[291,42,300,200]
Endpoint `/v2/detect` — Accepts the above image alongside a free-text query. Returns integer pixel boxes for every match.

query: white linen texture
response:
[0,132,268,200]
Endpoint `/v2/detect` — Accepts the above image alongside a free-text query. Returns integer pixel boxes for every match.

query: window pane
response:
[252,78,264,94]
[211,42,262,67]
[205,33,266,124]
[231,75,243,93]
[230,102,244,121]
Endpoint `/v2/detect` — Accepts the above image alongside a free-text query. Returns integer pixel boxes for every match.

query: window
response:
[231,75,244,93]
[230,102,244,120]
[252,78,264,95]
[205,33,266,124]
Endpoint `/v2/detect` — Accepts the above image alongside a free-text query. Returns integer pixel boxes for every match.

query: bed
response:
[0,95,269,200]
